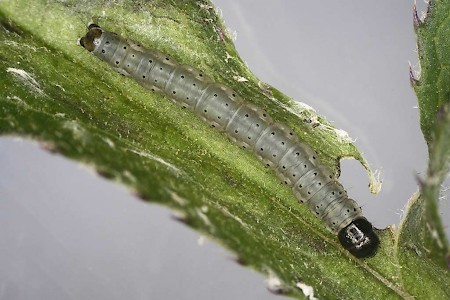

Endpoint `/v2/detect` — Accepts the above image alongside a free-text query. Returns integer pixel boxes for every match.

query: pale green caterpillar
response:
[79,24,379,258]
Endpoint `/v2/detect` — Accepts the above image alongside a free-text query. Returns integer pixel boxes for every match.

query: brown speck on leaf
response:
[40,142,58,153]
[233,255,247,266]
[96,169,114,179]
[215,26,226,42]
[409,63,419,86]
[171,213,190,224]
[258,81,273,95]
[413,2,421,30]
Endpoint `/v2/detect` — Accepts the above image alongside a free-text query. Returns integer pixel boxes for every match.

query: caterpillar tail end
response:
[79,24,102,52]
[338,218,379,258]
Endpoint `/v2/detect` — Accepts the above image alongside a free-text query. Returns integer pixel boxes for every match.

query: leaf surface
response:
[0,1,448,299]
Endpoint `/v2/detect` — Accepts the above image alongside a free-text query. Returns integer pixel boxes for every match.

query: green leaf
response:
[394,0,450,297]
[0,0,448,299]
[413,0,450,144]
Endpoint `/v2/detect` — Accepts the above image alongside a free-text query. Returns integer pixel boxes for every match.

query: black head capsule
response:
[78,24,103,52]
[338,218,379,258]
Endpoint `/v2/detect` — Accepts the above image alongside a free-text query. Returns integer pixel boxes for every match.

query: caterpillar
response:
[79,24,379,258]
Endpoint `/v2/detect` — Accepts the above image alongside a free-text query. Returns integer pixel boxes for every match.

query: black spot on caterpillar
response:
[79,24,379,258]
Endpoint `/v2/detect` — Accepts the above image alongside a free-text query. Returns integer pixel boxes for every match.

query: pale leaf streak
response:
[6,67,44,95]
[129,148,183,175]
[295,282,319,300]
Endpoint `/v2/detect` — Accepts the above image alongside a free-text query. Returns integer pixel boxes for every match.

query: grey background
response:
[1,1,448,299]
